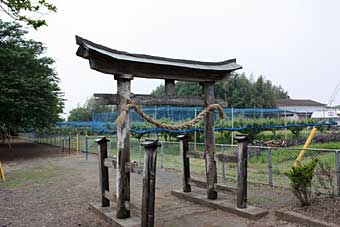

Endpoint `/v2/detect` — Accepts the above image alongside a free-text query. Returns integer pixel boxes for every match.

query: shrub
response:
[314,161,335,197]
[285,158,319,206]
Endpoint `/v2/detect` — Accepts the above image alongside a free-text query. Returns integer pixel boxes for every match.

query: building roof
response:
[75,36,242,82]
[276,99,326,107]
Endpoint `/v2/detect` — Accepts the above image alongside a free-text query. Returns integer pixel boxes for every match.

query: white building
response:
[311,109,340,125]
[276,99,326,120]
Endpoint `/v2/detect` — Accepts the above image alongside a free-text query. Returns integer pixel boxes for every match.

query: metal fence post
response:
[85,135,89,160]
[68,136,71,156]
[221,144,226,180]
[160,141,164,168]
[267,148,273,187]
[336,150,340,196]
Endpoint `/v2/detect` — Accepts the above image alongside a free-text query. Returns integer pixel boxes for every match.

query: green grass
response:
[0,165,73,189]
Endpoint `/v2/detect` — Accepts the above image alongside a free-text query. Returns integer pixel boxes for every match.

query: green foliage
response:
[314,161,335,197]
[0,0,57,29]
[150,73,289,108]
[285,159,319,206]
[68,97,113,121]
[0,20,63,132]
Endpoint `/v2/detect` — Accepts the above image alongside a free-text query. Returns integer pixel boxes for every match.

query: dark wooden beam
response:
[94,93,228,107]
[86,51,235,82]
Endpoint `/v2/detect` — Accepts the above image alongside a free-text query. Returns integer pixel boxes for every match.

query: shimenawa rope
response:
[116,100,225,130]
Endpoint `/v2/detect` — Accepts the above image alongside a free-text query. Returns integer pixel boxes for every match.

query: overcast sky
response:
[26,0,340,116]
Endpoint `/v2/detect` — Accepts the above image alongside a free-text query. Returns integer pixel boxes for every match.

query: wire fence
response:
[19,133,340,196]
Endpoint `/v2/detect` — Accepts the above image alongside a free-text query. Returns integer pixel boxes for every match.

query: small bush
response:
[314,161,335,197]
[285,158,319,206]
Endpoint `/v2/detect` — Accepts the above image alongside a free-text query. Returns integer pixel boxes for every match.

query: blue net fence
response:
[56,107,336,134]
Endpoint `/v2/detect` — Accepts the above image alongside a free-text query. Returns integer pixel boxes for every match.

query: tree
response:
[0,19,64,132]
[0,0,57,29]
[68,97,113,122]
[150,73,289,108]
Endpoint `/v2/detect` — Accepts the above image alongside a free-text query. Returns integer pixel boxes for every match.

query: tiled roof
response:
[276,99,325,107]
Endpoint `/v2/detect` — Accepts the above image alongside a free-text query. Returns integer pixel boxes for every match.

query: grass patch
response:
[0,165,74,190]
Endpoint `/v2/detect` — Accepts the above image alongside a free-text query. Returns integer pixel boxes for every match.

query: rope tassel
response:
[116,102,225,130]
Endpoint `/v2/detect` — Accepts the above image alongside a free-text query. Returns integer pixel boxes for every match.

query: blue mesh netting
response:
[56,107,336,134]
[56,107,296,134]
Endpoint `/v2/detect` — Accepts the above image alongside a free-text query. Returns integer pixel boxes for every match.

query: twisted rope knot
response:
[117,100,225,130]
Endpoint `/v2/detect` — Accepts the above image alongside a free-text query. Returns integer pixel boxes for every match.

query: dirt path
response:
[0,140,300,227]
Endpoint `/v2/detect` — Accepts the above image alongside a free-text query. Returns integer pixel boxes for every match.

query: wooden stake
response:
[141,140,160,227]
[96,137,110,207]
[178,135,191,192]
[235,134,248,209]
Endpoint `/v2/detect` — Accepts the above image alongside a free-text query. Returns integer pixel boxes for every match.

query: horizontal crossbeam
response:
[186,151,237,163]
[94,93,228,107]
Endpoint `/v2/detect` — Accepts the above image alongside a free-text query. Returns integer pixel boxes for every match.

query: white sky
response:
[26,0,340,116]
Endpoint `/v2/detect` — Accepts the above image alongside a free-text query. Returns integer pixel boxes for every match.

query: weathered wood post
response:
[178,135,191,192]
[96,137,110,207]
[141,140,160,227]
[165,79,175,96]
[203,82,217,199]
[235,134,248,209]
[115,74,133,219]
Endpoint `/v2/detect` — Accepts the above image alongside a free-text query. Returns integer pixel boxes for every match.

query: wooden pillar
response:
[165,79,175,96]
[235,134,248,209]
[141,140,160,227]
[96,137,110,207]
[202,82,217,199]
[115,74,133,219]
[178,135,191,192]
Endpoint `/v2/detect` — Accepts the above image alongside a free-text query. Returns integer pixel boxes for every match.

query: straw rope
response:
[117,101,225,130]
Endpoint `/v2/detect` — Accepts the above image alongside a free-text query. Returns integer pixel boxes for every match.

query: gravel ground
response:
[0,140,304,226]
[291,197,340,226]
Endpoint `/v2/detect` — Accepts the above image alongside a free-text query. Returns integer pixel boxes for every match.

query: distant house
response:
[276,99,326,120]
[311,109,340,125]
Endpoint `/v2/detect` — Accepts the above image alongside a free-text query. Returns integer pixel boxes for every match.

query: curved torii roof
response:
[76,36,242,82]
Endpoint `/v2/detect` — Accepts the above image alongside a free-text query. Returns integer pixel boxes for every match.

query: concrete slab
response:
[171,190,268,220]
[89,203,140,227]
[275,209,337,227]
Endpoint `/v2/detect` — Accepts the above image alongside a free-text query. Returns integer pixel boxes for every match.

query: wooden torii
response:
[75,36,242,219]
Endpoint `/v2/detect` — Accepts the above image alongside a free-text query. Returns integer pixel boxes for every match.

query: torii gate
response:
[75,36,242,219]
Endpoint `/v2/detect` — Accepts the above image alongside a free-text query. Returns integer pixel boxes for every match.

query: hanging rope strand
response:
[116,101,225,130]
